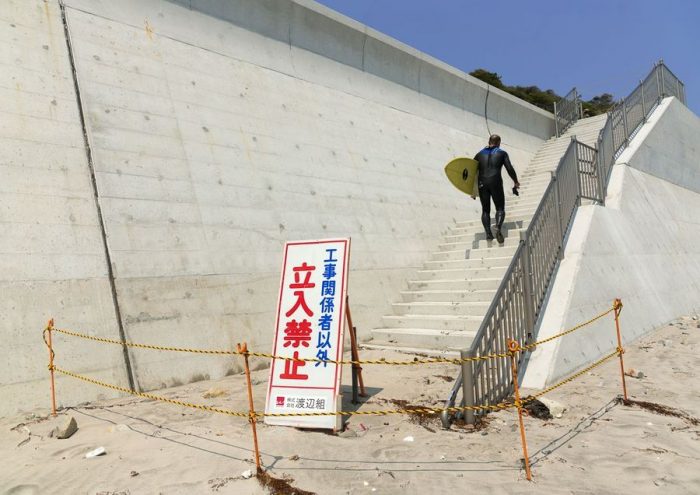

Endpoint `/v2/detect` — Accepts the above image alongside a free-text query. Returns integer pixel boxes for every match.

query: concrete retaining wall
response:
[523,98,700,388]
[0,0,130,417]
[1,0,554,415]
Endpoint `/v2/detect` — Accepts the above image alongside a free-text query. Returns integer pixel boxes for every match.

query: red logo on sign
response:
[276,396,285,406]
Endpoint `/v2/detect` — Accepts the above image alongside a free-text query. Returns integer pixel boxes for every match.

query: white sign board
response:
[264,238,350,429]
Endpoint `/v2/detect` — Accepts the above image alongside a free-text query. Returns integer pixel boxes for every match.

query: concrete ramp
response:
[523,97,700,388]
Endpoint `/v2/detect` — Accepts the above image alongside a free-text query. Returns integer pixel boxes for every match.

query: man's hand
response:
[514,181,520,189]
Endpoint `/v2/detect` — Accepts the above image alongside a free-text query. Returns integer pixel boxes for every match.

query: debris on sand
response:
[256,469,316,495]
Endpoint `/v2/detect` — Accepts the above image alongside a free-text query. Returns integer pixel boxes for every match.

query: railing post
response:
[553,100,559,137]
[550,171,565,259]
[659,62,666,99]
[621,99,629,148]
[572,137,582,207]
[460,349,476,425]
[640,79,646,122]
[595,146,605,206]
[519,232,536,337]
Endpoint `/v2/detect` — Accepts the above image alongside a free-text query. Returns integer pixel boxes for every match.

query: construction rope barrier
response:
[520,306,616,351]
[49,303,618,366]
[522,348,621,404]
[51,365,513,417]
[45,298,630,483]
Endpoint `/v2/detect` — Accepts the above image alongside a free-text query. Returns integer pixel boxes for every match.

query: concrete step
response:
[437,234,520,251]
[370,328,476,350]
[453,214,530,229]
[430,244,517,262]
[400,289,495,303]
[382,314,483,332]
[447,219,528,235]
[416,264,508,280]
[443,225,525,241]
[423,256,512,270]
[407,277,502,291]
[391,301,489,316]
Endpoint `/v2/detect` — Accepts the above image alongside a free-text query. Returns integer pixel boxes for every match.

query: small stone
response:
[625,368,645,379]
[202,387,227,399]
[130,471,139,477]
[402,436,414,442]
[85,446,106,458]
[53,416,78,439]
[241,469,253,479]
[288,454,299,461]
[539,398,566,418]
[339,428,357,438]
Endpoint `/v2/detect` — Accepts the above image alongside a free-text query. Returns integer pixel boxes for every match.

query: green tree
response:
[470,69,616,116]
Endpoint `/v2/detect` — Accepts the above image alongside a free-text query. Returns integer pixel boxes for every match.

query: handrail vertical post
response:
[572,137,582,207]
[554,100,559,137]
[640,79,646,122]
[460,350,476,425]
[621,99,629,148]
[550,171,564,259]
[595,146,605,206]
[519,233,535,337]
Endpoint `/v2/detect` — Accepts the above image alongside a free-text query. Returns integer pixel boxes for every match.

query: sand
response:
[2,316,699,495]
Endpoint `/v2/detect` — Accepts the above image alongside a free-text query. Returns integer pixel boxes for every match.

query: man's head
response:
[488,134,501,147]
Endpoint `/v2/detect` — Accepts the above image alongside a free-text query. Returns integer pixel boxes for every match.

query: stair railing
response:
[554,87,582,137]
[441,61,686,427]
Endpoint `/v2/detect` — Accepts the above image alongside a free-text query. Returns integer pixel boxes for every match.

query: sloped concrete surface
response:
[523,98,700,388]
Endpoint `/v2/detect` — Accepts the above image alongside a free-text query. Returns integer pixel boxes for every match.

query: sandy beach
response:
[2,316,699,495]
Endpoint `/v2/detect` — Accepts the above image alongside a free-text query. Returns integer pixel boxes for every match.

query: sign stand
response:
[345,295,366,403]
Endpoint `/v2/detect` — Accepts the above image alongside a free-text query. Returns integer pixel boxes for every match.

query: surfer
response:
[473,134,520,244]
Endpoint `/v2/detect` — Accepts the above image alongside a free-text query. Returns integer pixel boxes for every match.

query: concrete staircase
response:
[367,115,608,352]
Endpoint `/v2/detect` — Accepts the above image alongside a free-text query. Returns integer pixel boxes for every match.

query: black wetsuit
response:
[473,146,519,236]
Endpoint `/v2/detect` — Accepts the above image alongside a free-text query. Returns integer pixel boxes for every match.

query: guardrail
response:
[442,61,686,425]
[594,61,685,203]
[554,87,582,137]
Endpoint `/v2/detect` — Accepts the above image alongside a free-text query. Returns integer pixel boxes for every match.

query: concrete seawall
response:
[1,0,554,416]
[0,0,130,416]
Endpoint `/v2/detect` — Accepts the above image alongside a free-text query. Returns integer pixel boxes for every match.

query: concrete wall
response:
[2,0,555,415]
[0,0,130,417]
[523,98,700,389]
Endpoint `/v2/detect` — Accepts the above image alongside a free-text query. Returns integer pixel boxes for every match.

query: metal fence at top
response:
[554,87,582,137]
[442,61,687,425]
[596,61,685,203]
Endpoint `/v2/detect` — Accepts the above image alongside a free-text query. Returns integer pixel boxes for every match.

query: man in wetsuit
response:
[473,134,520,244]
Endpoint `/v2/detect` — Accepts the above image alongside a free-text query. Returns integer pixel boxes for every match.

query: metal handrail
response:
[554,87,581,137]
[442,61,687,426]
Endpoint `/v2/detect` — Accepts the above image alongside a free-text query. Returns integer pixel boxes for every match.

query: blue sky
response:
[315,0,700,114]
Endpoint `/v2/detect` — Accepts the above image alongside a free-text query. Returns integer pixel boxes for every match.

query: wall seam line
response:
[59,0,138,392]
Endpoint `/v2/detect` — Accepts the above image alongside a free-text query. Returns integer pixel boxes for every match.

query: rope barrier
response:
[50,327,509,365]
[44,298,630,483]
[50,303,616,366]
[521,306,615,351]
[522,348,621,405]
[52,365,514,417]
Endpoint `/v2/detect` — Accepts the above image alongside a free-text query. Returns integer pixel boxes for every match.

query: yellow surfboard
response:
[445,157,479,199]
